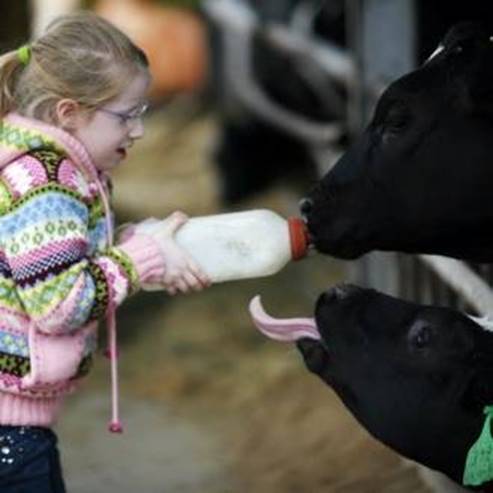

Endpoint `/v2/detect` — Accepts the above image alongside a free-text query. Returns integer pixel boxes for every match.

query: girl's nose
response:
[129,118,145,139]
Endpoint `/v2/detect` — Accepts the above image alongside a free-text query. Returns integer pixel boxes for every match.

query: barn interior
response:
[3,2,492,492]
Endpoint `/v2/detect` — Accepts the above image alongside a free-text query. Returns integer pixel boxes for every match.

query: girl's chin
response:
[94,156,123,172]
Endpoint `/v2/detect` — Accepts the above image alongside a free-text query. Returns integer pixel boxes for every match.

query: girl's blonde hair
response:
[0,11,149,123]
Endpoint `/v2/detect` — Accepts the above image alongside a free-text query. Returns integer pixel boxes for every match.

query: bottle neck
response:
[288,217,310,260]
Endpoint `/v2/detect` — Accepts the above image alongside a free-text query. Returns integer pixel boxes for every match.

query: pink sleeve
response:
[117,233,166,287]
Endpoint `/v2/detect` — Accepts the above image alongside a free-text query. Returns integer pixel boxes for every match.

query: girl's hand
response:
[117,218,161,243]
[136,212,211,295]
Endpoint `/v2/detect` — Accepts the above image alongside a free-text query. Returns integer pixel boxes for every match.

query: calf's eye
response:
[379,117,409,145]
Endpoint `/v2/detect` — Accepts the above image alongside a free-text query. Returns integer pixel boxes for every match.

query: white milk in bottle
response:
[142,209,309,288]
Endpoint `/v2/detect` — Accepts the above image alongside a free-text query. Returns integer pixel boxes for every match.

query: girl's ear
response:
[54,98,82,131]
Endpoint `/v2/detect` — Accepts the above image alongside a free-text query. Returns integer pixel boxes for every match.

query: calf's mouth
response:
[249,283,364,343]
[248,295,320,342]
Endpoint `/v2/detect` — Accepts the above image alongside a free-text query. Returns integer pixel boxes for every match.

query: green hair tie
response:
[463,405,493,487]
[17,45,31,66]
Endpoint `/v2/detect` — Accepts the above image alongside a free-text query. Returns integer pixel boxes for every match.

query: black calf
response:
[250,285,493,490]
[303,23,493,262]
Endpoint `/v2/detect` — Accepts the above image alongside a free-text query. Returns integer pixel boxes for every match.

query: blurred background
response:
[3,1,492,492]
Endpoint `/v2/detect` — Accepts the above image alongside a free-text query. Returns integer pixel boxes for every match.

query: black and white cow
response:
[301,22,493,262]
[250,284,493,491]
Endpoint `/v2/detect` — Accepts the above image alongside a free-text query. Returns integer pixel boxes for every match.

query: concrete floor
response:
[58,391,233,493]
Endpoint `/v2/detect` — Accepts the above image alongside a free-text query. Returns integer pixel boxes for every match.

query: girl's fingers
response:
[175,278,190,294]
[166,285,177,296]
[166,211,188,234]
[186,260,210,287]
[183,271,205,292]
[163,262,211,295]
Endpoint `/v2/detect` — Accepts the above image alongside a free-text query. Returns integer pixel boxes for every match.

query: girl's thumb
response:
[166,211,188,234]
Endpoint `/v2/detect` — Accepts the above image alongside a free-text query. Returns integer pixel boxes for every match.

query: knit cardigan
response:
[0,113,166,427]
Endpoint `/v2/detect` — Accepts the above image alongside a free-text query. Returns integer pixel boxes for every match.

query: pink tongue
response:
[249,295,320,342]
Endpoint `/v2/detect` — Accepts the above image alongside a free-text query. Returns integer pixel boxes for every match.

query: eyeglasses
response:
[97,102,148,126]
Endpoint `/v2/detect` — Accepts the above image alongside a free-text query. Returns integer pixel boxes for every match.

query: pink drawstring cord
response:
[106,305,122,433]
[96,176,123,434]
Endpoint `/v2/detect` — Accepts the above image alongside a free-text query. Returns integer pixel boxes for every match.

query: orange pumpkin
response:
[95,0,208,100]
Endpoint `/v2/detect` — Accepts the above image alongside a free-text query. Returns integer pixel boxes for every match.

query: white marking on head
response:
[468,315,493,333]
[425,44,444,63]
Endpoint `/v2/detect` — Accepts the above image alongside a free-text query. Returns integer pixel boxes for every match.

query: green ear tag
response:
[463,406,493,486]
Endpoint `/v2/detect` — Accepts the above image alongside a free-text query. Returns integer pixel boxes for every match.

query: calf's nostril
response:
[323,286,341,303]
[324,284,361,303]
[299,198,313,216]
[336,284,362,299]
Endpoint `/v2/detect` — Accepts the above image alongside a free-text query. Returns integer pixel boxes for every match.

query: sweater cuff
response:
[116,234,165,289]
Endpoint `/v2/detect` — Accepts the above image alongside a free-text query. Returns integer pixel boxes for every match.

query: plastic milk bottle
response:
[142,209,310,288]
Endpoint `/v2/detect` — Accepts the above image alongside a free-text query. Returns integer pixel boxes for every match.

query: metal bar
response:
[264,24,355,87]
[419,255,493,316]
[348,0,416,293]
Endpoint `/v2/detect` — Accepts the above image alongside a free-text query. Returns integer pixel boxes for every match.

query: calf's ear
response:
[437,23,493,118]
[461,366,493,413]
[458,41,493,119]
[459,327,493,411]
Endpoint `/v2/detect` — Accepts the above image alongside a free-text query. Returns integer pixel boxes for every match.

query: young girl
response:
[0,11,209,492]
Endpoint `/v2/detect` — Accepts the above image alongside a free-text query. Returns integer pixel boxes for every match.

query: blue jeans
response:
[0,425,66,492]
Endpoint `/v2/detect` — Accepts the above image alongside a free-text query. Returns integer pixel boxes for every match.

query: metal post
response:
[346,0,416,295]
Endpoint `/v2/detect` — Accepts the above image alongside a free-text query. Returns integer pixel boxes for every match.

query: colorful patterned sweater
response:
[0,113,166,428]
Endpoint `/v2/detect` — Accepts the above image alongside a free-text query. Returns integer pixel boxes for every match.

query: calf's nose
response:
[299,197,313,216]
[324,284,362,303]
